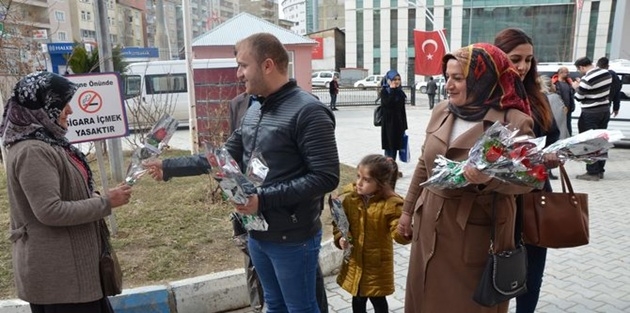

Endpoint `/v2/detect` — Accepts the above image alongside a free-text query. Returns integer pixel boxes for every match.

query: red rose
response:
[485,146,503,163]
[528,164,548,181]
[154,128,167,141]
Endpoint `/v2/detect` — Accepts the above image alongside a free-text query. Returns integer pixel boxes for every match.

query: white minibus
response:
[122,58,237,129]
[538,61,630,141]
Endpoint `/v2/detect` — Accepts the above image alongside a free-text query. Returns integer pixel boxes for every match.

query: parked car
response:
[416,76,446,94]
[354,74,384,89]
[311,71,339,88]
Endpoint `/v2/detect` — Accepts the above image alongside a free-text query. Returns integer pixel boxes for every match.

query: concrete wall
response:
[0,239,343,313]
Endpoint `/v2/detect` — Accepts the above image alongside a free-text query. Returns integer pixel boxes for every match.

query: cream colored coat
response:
[402,102,534,313]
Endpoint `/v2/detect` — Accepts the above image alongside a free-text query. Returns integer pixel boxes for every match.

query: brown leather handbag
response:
[522,164,589,248]
[99,219,123,296]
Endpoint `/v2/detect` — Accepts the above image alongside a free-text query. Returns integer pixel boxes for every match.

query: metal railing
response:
[311,86,417,107]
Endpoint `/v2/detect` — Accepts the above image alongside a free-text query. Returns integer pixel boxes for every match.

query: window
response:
[123,75,142,99]
[55,11,65,22]
[145,74,187,95]
[58,31,67,41]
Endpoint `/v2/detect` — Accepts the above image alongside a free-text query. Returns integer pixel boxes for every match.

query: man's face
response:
[558,68,569,79]
[236,46,266,96]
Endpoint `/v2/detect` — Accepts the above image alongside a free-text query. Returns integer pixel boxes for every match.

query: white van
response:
[538,61,630,141]
[354,74,383,89]
[123,58,237,129]
[311,71,339,88]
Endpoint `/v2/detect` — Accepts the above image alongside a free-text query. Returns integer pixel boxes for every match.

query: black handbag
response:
[473,193,528,307]
[373,98,382,126]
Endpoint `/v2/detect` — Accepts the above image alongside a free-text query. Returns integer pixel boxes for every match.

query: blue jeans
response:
[515,244,548,313]
[248,231,322,313]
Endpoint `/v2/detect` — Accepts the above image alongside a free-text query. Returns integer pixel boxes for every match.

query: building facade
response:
[345,0,624,85]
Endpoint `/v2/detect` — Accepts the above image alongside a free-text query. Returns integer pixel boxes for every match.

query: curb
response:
[0,239,342,313]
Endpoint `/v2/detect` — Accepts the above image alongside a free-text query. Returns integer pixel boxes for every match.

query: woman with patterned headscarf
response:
[1,72,132,313]
[397,43,535,313]
[379,69,408,162]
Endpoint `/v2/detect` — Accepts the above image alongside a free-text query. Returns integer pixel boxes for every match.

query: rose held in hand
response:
[485,145,504,163]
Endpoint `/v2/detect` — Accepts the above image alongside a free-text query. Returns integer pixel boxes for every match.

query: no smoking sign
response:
[65,73,129,143]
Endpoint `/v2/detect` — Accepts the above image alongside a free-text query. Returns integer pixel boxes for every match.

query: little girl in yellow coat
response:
[333,154,411,313]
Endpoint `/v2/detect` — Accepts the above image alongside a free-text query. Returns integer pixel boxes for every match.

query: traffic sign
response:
[65,73,129,143]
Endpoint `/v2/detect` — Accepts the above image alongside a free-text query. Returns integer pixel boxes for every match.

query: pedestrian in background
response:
[1,72,132,313]
[572,56,612,181]
[379,69,408,162]
[398,43,534,313]
[426,76,438,109]
[596,57,622,118]
[329,75,339,111]
[495,28,561,313]
[552,67,575,135]
[146,32,339,312]
[334,154,410,313]
[541,76,570,140]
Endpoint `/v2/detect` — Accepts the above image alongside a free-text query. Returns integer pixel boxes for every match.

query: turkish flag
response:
[414,29,447,76]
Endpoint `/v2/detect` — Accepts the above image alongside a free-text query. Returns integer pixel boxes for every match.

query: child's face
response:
[355,165,380,196]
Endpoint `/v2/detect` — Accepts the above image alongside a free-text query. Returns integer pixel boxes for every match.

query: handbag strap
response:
[490,193,523,253]
[99,219,112,254]
[558,163,575,194]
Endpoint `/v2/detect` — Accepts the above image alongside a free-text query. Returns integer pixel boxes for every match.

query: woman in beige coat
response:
[1,72,132,313]
[397,43,535,313]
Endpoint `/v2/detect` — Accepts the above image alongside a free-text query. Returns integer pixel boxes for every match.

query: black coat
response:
[162,81,340,243]
[380,87,408,151]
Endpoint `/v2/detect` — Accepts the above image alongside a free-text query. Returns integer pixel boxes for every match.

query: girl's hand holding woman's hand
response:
[397,212,413,240]
[463,166,492,185]
[339,237,349,250]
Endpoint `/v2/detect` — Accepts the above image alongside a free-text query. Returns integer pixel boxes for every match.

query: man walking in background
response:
[597,57,622,117]
[426,76,438,109]
[329,75,339,111]
[572,56,612,181]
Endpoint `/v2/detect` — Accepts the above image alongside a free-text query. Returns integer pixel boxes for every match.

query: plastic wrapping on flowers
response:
[328,195,353,261]
[204,143,269,231]
[125,114,180,185]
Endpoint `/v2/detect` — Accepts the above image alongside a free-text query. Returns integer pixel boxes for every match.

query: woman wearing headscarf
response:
[397,43,535,313]
[494,27,561,313]
[1,72,132,313]
[379,69,408,162]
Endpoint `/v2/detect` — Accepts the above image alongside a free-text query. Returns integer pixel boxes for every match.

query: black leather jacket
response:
[162,81,339,243]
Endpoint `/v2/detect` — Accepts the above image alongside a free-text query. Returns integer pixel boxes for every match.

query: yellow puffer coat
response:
[333,183,411,297]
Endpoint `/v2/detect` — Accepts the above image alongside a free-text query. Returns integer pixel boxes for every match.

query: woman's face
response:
[389,75,401,88]
[445,59,467,106]
[57,103,73,129]
[506,43,534,81]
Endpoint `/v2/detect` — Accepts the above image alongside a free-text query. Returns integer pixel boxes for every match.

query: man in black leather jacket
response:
[145,33,339,312]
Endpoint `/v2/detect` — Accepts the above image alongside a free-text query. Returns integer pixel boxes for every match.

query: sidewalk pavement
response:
[229,99,630,313]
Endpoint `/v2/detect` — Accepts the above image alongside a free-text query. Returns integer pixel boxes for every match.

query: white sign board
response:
[65,73,129,143]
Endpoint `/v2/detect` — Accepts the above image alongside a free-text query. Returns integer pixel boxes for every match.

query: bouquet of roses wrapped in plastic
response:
[542,129,624,163]
[421,121,548,189]
[125,114,179,185]
[328,194,352,261]
[204,143,269,231]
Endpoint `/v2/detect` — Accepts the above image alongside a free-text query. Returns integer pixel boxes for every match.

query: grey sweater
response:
[5,140,112,304]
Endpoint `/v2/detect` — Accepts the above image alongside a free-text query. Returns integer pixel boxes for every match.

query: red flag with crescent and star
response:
[414,29,447,76]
